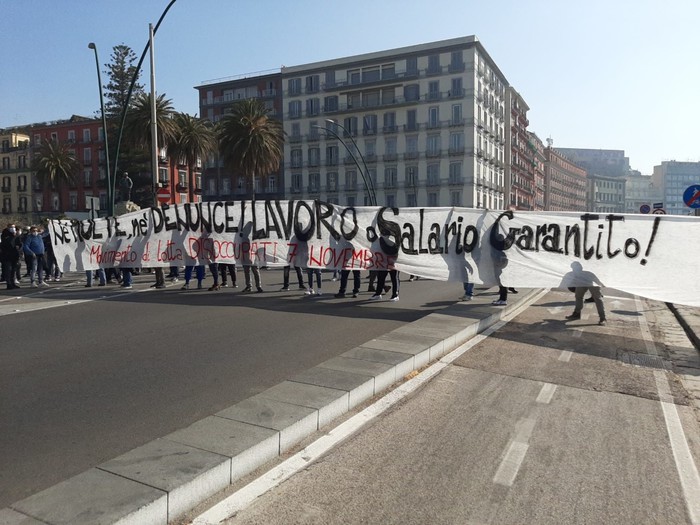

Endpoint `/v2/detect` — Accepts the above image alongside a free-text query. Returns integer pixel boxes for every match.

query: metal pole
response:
[88,43,111,216]
[110,0,177,216]
[149,23,159,208]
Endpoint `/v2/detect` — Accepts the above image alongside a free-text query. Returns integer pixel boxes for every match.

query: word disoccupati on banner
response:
[49,200,700,307]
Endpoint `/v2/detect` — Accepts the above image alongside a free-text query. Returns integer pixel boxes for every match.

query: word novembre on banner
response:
[49,200,700,307]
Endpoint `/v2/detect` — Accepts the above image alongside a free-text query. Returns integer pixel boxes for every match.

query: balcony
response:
[362,128,378,136]
[383,153,398,162]
[426,177,441,187]
[426,65,444,76]
[176,182,189,192]
[403,151,420,161]
[448,146,465,156]
[326,184,339,193]
[288,134,303,144]
[403,179,419,189]
[403,123,421,132]
[343,156,356,166]
[344,183,359,192]
[449,118,465,127]
[307,185,321,194]
[290,186,302,194]
[382,125,398,134]
[17,185,27,192]
[426,121,443,130]
[383,180,398,189]
[2,186,11,193]
[325,158,339,167]
[448,62,465,73]
[425,149,442,158]
[448,176,464,186]
[448,88,466,99]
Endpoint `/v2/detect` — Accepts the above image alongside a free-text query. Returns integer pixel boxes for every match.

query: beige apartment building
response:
[0,130,32,222]
[281,36,509,209]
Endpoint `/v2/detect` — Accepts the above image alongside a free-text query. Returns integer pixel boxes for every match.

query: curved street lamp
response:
[110,0,178,216]
[325,119,377,204]
[312,121,377,206]
[88,42,111,215]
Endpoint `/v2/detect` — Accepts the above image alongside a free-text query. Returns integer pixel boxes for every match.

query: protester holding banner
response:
[305,267,322,296]
[242,264,263,293]
[219,263,237,288]
[181,265,205,290]
[335,269,361,298]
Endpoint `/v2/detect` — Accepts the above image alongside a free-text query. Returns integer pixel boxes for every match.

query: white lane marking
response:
[636,298,700,524]
[536,383,557,404]
[493,441,529,487]
[547,306,563,315]
[572,329,583,338]
[193,289,550,524]
[558,350,573,362]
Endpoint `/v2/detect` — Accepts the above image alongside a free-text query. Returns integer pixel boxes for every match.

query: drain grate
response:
[620,352,670,370]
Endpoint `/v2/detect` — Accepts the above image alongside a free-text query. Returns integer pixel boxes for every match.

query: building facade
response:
[554,147,630,178]
[30,116,109,219]
[505,88,534,210]
[545,146,587,211]
[587,174,625,213]
[651,161,700,215]
[625,171,661,214]
[0,130,32,222]
[528,132,546,211]
[196,71,284,201]
[280,36,509,209]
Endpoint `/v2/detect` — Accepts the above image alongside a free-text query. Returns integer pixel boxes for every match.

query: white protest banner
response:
[48,200,700,307]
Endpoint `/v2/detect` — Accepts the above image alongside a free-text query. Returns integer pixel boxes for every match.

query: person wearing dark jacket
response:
[0,224,21,290]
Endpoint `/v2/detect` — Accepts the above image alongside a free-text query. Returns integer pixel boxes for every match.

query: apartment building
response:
[587,174,625,213]
[196,71,284,201]
[625,171,661,214]
[281,36,509,209]
[652,160,700,215]
[555,147,630,179]
[0,130,32,221]
[545,146,587,211]
[506,88,534,210]
[528,132,546,211]
[30,116,108,218]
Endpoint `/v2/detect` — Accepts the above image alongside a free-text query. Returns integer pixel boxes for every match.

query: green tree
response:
[218,99,285,199]
[122,93,178,206]
[33,140,79,213]
[103,44,144,122]
[170,113,217,201]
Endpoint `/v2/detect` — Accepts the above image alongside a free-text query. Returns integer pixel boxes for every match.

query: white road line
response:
[636,298,700,524]
[493,441,529,487]
[536,383,557,404]
[558,350,573,362]
[572,329,583,338]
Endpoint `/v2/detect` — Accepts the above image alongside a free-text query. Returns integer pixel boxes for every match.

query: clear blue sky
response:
[1,0,698,175]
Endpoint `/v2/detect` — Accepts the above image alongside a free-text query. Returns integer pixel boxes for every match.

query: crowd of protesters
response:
[1,222,61,290]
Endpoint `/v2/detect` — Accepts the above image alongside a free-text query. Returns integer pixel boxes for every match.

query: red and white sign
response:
[156,187,171,204]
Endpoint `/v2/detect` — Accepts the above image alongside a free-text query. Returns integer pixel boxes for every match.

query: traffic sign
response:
[639,204,651,214]
[652,208,666,215]
[653,202,664,209]
[156,187,170,204]
[683,184,700,208]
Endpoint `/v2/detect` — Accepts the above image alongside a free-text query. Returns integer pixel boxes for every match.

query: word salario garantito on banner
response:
[49,200,700,307]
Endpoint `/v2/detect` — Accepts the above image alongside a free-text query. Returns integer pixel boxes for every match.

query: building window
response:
[327,172,338,191]
[449,132,464,154]
[82,129,91,143]
[69,193,78,210]
[84,169,92,186]
[308,147,320,167]
[306,98,320,116]
[222,178,231,194]
[383,112,397,132]
[407,193,417,207]
[309,172,320,192]
[404,84,420,102]
[325,70,335,87]
[2,197,11,213]
[427,164,440,186]
[427,54,441,74]
[343,116,358,136]
[451,104,463,125]
[362,67,380,83]
[288,78,301,96]
[450,191,462,206]
[67,130,75,142]
[305,74,319,93]
[324,95,338,112]
[428,81,440,100]
[348,69,361,85]
[406,110,418,132]
[363,114,378,135]
[427,134,440,156]
[326,145,339,166]
[406,56,418,75]
[449,162,462,183]
[83,148,91,164]
[291,149,302,168]
[385,167,397,188]
[158,167,169,185]
[346,170,357,190]
[347,195,356,207]
[386,194,396,207]
[288,100,301,118]
[405,166,419,188]
[428,192,438,206]
[428,107,440,128]
[18,175,27,191]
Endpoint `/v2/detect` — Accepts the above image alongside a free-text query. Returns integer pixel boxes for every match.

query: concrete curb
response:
[667,302,700,354]
[3,289,543,525]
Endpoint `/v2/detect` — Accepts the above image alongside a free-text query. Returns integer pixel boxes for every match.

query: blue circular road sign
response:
[683,184,700,208]
[639,204,651,214]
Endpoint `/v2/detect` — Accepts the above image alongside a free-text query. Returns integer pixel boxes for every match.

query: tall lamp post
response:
[312,120,377,205]
[88,42,111,215]
[110,0,177,216]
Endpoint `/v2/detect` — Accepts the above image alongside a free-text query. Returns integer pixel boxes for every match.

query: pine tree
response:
[103,44,144,122]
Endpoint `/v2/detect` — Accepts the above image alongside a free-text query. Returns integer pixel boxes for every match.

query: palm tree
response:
[218,98,285,200]
[121,92,178,205]
[170,113,217,202]
[33,139,79,214]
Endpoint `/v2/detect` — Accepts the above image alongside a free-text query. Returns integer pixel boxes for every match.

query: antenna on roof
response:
[546,136,553,147]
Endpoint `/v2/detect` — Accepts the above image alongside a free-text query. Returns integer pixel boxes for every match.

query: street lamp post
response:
[88,42,111,216]
[325,119,376,205]
[312,121,377,206]
[110,0,178,216]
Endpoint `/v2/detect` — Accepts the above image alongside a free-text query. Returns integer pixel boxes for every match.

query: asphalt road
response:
[220,289,700,525]
[0,270,467,508]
